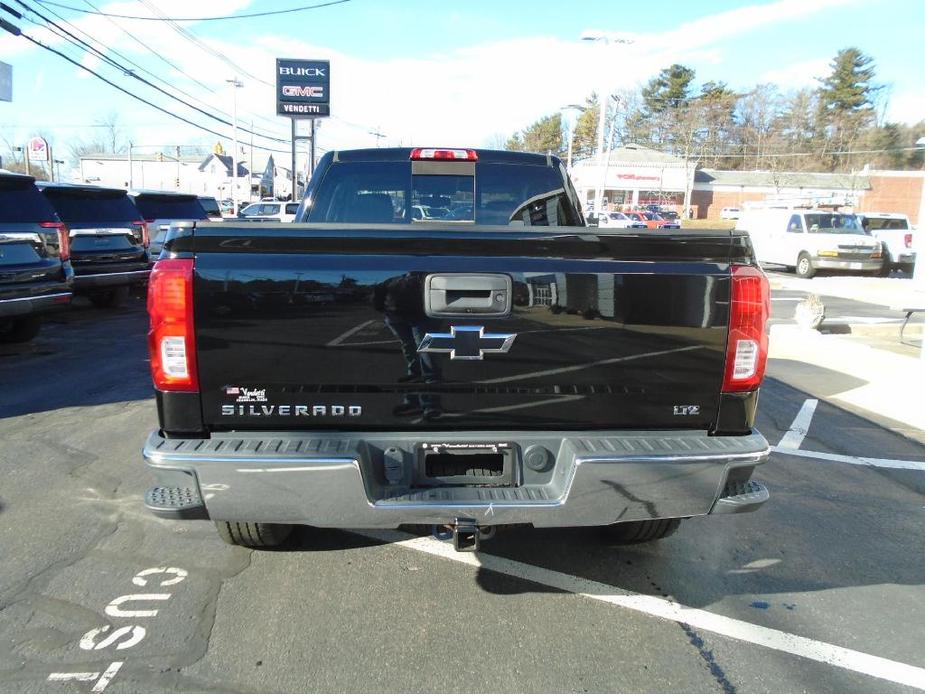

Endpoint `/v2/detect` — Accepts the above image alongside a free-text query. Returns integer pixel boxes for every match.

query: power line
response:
[681,145,925,159]
[77,0,286,135]
[2,28,290,154]
[15,0,289,144]
[33,0,351,21]
[138,0,272,88]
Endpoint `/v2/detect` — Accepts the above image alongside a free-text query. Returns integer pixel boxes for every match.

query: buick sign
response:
[276,58,330,118]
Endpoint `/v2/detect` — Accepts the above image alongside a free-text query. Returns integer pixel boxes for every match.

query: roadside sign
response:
[0,61,10,102]
[28,136,49,163]
[276,58,330,118]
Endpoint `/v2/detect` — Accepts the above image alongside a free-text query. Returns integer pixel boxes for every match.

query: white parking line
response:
[359,530,925,691]
[325,320,379,347]
[771,447,925,472]
[777,398,818,449]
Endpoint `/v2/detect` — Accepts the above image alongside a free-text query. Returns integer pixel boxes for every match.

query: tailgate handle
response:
[425,274,512,317]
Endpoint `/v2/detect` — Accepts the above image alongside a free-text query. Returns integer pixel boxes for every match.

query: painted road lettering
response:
[80,625,147,651]
[47,662,123,693]
[104,593,171,618]
[46,566,188,691]
[131,566,188,587]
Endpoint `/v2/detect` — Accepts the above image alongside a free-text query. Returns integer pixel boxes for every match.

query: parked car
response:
[198,196,223,221]
[38,182,149,307]
[625,211,679,230]
[0,172,73,342]
[735,208,882,278]
[142,146,770,552]
[410,204,449,220]
[720,207,741,220]
[659,210,680,222]
[855,212,916,274]
[238,201,299,222]
[586,211,647,229]
[129,191,208,259]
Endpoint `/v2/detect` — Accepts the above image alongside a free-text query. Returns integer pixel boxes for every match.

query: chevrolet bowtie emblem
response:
[417,326,516,361]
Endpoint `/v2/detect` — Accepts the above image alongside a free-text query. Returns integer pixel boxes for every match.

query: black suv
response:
[38,183,149,308]
[129,191,208,259]
[0,172,73,342]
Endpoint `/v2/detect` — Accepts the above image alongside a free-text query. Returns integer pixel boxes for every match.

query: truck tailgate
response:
[189,226,742,432]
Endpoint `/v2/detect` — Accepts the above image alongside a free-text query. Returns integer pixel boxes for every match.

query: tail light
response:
[410,148,478,161]
[148,258,198,392]
[134,220,151,248]
[722,265,770,393]
[39,221,70,261]
[905,233,913,249]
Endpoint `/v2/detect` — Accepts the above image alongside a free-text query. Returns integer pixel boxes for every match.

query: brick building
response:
[691,168,925,223]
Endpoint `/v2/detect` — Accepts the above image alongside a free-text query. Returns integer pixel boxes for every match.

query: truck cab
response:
[855,212,915,274]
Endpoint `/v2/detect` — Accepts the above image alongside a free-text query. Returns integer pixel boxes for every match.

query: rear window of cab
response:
[307,161,581,226]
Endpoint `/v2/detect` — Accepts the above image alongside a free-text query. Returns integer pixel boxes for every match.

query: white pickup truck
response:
[856,212,916,275]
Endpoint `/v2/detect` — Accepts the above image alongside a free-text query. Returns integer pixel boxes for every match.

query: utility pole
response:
[226,77,243,214]
[176,145,181,191]
[580,31,634,212]
[249,119,254,202]
[128,141,133,189]
[369,127,385,147]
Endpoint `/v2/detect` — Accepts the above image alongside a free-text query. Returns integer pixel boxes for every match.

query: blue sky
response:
[1,0,923,168]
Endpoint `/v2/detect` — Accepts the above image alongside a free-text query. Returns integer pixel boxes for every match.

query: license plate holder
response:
[414,442,519,487]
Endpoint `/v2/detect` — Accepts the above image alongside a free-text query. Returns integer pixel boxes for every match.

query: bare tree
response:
[96,111,127,154]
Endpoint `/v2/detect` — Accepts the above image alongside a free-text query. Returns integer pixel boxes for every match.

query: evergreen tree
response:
[816,48,882,168]
[505,114,563,156]
[642,64,696,113]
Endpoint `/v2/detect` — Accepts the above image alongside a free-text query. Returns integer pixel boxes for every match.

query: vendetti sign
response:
[276,58,330,118]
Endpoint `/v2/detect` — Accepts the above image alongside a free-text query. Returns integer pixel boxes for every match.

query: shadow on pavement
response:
[0,297,152,418]
[766,360,867,398]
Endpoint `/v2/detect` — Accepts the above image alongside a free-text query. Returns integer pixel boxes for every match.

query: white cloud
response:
[0,0,870,155]
[886,92,925,124]
[759,58,831,88]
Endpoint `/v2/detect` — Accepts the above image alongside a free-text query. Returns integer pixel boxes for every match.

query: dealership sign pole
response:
[276,58,330,200]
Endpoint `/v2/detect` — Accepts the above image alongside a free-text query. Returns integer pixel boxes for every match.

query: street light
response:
[226,77,243,215]
[580,30,634,213]
[560,103,585,172]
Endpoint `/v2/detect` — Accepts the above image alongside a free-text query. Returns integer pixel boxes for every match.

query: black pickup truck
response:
[0,172,73,342]
[142,148,771,551]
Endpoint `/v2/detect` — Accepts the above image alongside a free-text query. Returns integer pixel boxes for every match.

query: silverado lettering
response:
[221,404,362,416]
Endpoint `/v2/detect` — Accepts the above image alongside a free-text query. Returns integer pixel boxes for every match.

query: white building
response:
[569,144,694,211]
[78,152,293,201]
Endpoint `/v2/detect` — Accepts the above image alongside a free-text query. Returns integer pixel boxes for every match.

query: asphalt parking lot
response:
[1,292,923,694]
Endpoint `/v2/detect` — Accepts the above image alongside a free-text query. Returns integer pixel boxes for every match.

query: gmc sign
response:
[281,85,325,98]
[276,58,330,118]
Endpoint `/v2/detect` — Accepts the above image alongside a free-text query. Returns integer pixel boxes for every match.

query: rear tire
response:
[89,286,129,308]
[599,518,681,544]
[0,316,41,343]
[878,250,892,277]
[795,253,816,279]
[214,521,293,548]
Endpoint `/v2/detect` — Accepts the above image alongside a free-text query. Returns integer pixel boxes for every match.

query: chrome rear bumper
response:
[142,429,770,527]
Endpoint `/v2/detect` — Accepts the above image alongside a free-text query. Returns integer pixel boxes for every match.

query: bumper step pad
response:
[712,479,769,514]
[144,485,209,520]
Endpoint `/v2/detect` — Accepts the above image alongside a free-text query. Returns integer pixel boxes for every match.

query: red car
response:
[625,211,681,230]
